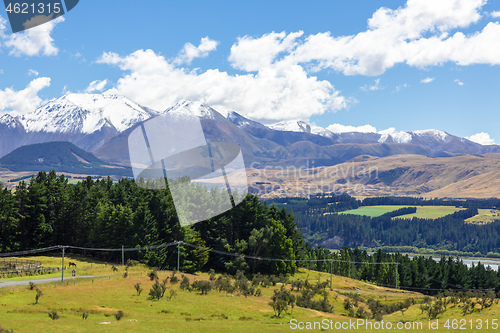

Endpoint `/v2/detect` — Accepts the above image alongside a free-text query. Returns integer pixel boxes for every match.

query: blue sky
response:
[1,0,500,144]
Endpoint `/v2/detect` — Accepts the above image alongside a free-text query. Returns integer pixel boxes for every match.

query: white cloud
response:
[420,77,434,83]
[3,16,63,56]
[28,69,39,76]
[455,79,464,86]
[467,132,495,145]
[491,11,500,18]
[229,31,303,71]
[174,37,219,65]
[361,78,383,91]
[327,123,377,134]
[394,83,409,92]
[85,79,108,93]
[288,0,500,76]
[97,48,349,122]
[0,77,51,114]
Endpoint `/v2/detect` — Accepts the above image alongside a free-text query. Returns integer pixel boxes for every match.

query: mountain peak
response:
[164,100,217,119]
[268,120,335,138]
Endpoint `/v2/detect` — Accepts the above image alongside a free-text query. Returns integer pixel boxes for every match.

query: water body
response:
[408,256,500,271]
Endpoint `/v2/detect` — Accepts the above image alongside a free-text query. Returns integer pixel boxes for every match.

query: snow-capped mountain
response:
[0,93,158,157]
[19,93,157,134]
[268,120,335,138]
[162,100,218,120]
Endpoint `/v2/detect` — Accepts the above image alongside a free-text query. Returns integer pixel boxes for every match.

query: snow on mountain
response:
[267,120,335,138]
[163,100,217,119]
[19,93,157,134]
[227,111,267,129]
[0,114,19,129]
[378,128,450,144]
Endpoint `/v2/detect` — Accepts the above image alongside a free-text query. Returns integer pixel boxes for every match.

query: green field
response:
[340,205,464,219]
[0,255,497,332]
[465,209,500,224]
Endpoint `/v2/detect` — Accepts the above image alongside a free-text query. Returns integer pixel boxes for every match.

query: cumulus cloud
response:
[327,123,377,134]
[85,79,108,93]
[174,37,219,65]
[455,79,464,86]
[0,77,51,114]
[361,78,383,91]
[467,132,495,145]
[289,0,500,76]
[491,11,500,18]
[28,69,39,76]
[3,16,63,56]
[420,77,434,83]
[97,48,349,122]
[94,0,500,122]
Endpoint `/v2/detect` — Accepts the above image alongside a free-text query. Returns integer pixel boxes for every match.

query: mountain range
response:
[1,93,500,197]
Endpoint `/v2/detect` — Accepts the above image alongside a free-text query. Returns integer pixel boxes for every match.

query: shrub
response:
[149,280,163,300]
[126,259,140,267]
[170,271,179,284]
[269,286,295,317]
[35,288,43,304]
[115,310,125,321]
[148,269,158,281]
[48,310,60,320]
[82,312,89,320]
[111,265,118,272]
[209,269,216,281]
[192,280,212,295]
[180,276,190,290]
[255,288,262,297]
[28,282,37,290]
[0,325,13,333]
[134,282,143,296]
[169,289,177,300]
[123,272,128,278]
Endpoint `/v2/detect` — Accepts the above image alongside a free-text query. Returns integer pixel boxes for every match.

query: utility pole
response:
[61,246,66,283]
[330,260,333,290]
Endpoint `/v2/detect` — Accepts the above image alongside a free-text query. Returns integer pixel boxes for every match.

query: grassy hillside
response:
[0,255,498,332]
[0,141,132,177]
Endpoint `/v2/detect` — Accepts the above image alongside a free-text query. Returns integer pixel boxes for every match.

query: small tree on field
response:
[35,288,43,304]
[148,269,158,281]
[134,282,143,295]
[269,286,295,317]
[149,280,163,300]
[115,310,125,320]
[48,310,60,320]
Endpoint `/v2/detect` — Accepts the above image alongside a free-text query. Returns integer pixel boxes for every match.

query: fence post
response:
[61,246,65,283]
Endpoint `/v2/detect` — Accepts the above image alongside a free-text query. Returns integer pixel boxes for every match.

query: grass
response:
[339,205,464,219]
[0,256,498,332]
[339,205,410,217]
[465,209,500,224]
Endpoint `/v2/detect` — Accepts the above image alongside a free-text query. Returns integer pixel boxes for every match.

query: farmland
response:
[0,255,498,333]
[339,205,464,219]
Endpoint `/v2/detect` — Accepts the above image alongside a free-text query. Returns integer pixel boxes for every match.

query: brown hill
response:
[247,153,500,199]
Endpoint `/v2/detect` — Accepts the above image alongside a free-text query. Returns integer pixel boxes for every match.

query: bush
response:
[35,288,43,304]
[149,280,163,300]
[126,259,140,266]
[209,269,216,281]
[170,271,179,284]
[192,280,212,295]
[115,310,125,321]
[28,282,36,290]
[82,312,89,320]
[255,288,262,297]
[48,310,60,320]
[180,276,190,290]
[134,282,143,296]
[148,269,158,281]
[0,325,13,333]
[269,286,295,317]
[111,265,118,272]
